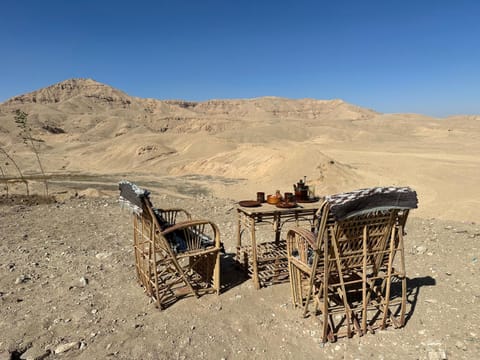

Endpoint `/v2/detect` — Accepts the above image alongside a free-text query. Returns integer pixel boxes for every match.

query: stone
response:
[79,277,88,287]
[427,350,447,360]
[95,252,112,260]
[15,274,30,284]
[416,245,427,255]
[54,342,79,354]
[20,346,50,360]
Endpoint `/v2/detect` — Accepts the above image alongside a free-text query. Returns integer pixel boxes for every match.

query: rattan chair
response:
[119,181,221,309]
[287,186,417,342]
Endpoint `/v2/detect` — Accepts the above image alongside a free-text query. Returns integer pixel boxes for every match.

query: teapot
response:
[293,176,309,200]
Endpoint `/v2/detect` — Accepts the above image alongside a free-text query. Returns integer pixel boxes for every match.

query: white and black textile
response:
[325,186,418,220]
[119,180,150,215]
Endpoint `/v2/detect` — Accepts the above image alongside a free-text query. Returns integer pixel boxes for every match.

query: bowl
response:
[266,195,281,204]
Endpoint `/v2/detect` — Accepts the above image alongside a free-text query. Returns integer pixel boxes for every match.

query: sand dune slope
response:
[0,78,479,221]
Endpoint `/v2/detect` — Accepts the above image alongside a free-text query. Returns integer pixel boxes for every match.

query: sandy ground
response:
[1,79,479,359]
[0,192,479,360]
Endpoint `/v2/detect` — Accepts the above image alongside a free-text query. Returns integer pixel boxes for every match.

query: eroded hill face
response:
[1,78,378,135]
[3,78,132,106]
[0,78,376,181]
[0,78,479,222]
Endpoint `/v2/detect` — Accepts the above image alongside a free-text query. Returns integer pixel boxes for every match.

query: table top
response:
[237,198,323,216]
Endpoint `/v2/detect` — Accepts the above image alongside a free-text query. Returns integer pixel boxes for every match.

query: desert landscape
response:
[0,79,479,359]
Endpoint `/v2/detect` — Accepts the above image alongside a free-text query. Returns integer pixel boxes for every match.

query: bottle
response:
[275,190,282,200]
[308,184,315,199]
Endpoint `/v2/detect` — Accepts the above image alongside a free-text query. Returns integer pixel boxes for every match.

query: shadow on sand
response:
[389,275,436,325]
[404,275,436,324]
[219,252,249,293]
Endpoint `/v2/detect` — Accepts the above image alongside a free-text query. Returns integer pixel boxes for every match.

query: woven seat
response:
[287,186,417,342]
[119,181,221,309]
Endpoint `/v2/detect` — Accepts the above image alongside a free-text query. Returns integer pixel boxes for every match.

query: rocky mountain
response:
[0,78,378,135]
[3,78,132,106]
[1,78,478,223]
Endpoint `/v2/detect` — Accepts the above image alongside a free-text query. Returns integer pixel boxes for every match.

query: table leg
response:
[274,213,281,244]
[236,213,241,269]
[236,212,242,249]
[236,212,248,277]
[250,217,260,290]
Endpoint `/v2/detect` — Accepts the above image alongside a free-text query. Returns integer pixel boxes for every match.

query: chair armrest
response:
[288,227,317,250]
[287,227,317,266]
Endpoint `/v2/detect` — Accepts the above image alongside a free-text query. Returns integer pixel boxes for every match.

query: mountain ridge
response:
[0,78,379,121]
[1,78,479,223]
[3,78,131,106]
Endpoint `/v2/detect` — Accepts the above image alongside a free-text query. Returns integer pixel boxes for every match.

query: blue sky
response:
[1,0,479,117]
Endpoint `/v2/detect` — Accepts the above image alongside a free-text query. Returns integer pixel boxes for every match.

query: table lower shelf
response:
[236,240,290,288]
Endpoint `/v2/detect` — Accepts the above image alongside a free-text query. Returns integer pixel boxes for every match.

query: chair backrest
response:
[119,180,214,254]
[119,180,177,255]
[323,186,417,221]
[119,180,152,214]
[315,186,417,273]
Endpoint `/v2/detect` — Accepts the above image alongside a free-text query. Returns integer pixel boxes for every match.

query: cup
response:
[284,192,294,203]
[257,192,265,203]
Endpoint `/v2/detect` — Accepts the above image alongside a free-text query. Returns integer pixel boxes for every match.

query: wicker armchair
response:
[287,186,417,342]
[119,181,221,309]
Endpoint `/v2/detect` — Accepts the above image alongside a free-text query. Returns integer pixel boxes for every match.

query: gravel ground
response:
[0,193,479,360]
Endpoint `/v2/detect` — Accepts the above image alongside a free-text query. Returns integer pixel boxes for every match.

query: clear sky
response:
[1,0,479,117]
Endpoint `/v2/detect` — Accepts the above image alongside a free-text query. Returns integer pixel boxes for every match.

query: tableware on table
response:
[276,201,297,209]
[239,200,262,207]
[266,190,282,204]
[257,192,265,203]
[266,195,280,204]
[284,192,294,203]
[296,196,320,203]
[293,176,309,201]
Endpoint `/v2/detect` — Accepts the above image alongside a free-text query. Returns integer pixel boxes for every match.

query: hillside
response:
[0,78,479,222]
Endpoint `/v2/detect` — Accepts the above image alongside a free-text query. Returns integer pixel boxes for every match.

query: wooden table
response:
[236,200,321,289]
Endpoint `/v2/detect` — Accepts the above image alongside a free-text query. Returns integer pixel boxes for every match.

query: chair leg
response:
[321,287,330,343]
[288,262,298,307]
[381,226,397,329]
[398,226,407,327]
[303,252,321,318]
[362,225,368,334]
[400,276,406,326]
[214,251,221,295]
